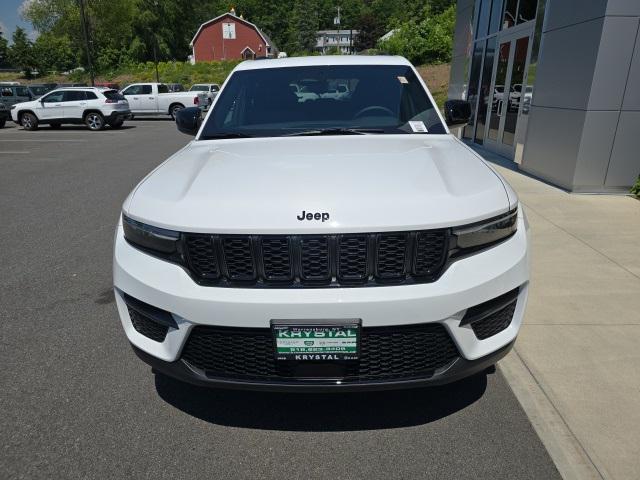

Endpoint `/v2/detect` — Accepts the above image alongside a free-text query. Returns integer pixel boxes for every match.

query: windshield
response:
[29,86,49,96]
[104,90,125,100]
[200,65,445,138]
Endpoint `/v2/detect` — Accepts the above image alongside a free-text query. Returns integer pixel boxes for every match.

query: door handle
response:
[133,97,139,100]
[54,104,62,106]
[497,100,503,117]
[80,102,87,105]
[148,97,155,99]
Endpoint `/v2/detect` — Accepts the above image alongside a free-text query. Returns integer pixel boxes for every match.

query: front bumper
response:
[131,340,515,392]
[114,212,530,390]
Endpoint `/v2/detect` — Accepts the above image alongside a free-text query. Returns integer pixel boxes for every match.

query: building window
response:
[502,0,518,29]
[475,0,491,39]
[517,0,537,24]
[502,0,537,30]
[489,0,503,34]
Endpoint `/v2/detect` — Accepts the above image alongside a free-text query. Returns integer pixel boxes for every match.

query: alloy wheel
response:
[86,113,103,130]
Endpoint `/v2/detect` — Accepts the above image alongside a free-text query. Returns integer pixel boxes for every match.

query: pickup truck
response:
[120,83,199,119]
[0,102,9,128]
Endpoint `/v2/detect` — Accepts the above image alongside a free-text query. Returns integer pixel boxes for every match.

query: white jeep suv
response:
[114,56,530,391]
[11,87,130,131]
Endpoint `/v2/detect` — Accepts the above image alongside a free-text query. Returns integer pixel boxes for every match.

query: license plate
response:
[271,320,360,361]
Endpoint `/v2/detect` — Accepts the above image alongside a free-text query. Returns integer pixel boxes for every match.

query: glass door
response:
[483,33,531,157]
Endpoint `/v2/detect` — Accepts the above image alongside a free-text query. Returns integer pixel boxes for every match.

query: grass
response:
[416,63,450,110]
[0,60,241,87]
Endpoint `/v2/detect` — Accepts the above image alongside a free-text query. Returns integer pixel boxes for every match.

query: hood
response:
[125,135,511,234]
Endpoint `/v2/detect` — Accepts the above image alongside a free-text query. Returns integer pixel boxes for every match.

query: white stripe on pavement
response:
[0,139,88,142]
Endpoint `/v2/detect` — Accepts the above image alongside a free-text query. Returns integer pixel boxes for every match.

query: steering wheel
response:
[353,105,395,119]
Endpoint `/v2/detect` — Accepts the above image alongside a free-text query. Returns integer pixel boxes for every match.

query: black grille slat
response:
[376,233,408,280]
[471,301,517,340]
[222,237,256,281]
[338,235,369,282]
[182,230,449,287]
[181,323,459,382]
[184,235,220,279]
[261,237,293,282]
[299,236,331,283]
[414,231,447,277]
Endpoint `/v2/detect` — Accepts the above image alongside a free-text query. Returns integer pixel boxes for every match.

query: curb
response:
[499,349,607,480]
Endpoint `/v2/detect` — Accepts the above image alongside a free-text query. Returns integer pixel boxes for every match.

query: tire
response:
[21,112,38,131]
[170,104,184,120]
[0,118,6,129]
[50,123,62,129]
[84,112,105,131]
[108,119,124,129]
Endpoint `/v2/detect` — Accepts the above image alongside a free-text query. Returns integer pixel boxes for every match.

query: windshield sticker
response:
[409,121,428,133]
[397,76,408,84]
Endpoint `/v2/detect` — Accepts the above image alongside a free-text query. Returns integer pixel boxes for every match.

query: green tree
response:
[8,27,36,76]
[290,0,319,53]
[33,33,77,72]
[354,11,386,51]
[378,4,456,64]
[0,33,9,67]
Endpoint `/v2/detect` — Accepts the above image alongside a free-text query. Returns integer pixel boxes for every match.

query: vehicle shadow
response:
[53,125,137,131]
[154,370,490,431]
[128,117,174,121]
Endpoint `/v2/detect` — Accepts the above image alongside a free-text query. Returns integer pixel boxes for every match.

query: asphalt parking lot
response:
[0,120,561,479]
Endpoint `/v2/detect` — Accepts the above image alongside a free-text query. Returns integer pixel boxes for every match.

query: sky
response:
[0,0,37,43]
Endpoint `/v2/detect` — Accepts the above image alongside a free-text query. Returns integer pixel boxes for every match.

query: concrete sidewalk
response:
[477,147,640,480]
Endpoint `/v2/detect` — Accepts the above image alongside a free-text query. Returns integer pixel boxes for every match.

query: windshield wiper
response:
[199,132,254,140]
[284,128,384,137]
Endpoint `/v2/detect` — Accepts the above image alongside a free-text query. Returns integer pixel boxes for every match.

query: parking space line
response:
[0,139,89,142]
[0,151,31,154]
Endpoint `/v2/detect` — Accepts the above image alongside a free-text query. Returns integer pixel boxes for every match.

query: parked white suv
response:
[11,87,130,131]
[114,56,530,390]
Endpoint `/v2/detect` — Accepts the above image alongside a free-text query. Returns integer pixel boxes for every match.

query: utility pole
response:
[153,38,159,83]
[78,0,94,86]
[152,0,159,83]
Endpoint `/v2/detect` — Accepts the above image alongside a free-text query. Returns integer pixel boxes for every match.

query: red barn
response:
[190,10,276,62]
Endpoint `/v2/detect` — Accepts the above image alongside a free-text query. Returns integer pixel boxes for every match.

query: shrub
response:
[631,175,640,197]
[377,5,456,65]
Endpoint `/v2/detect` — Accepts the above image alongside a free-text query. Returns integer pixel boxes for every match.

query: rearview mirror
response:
[444,100,472,129]
[175,107,201,136]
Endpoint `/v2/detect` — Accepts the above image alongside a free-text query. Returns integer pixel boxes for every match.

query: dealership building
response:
[448,0,640,192]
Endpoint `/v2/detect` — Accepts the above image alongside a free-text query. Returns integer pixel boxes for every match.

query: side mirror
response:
[175,107,201,136]
[444,100,472,129]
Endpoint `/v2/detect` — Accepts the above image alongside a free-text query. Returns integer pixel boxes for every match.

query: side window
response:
[141,85,153,94]
[85,91,98,100]
[15,87,30,97]
[1,88,12,97]
[63,91,86,102]
[156,84,167,94]
[42,91,65,103]
[122,85,140,95]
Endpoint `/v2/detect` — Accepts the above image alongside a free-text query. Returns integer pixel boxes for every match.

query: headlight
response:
[452,207,518,252]
[122,215,180,254]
